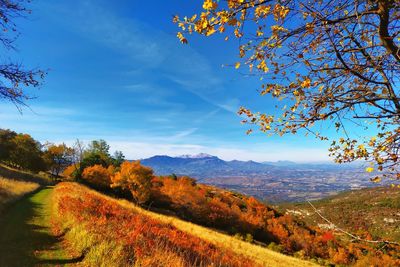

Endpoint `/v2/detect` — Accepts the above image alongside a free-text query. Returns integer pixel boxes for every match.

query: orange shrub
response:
[62,164,77,179]
[111,161,153,204]
[82,164,111,189]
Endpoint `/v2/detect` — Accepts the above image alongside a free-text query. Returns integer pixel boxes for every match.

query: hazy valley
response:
[141,154,379,203]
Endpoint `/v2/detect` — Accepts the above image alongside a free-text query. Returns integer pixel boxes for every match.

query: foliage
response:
[84,139,111,162]
[0,0,45,107]
[175,0,400,180]
[52,182,257,267]
[150,175,400,265]
[62,164,77,179]
[111,161,153,204]
[0,129,17,162]
[79,153,109,172]
[76,139,124,178]
[81,164,112,189]
[0,129,47,172]
[11,134,46,171]
[42,143,74,176]
[112,150,125,167]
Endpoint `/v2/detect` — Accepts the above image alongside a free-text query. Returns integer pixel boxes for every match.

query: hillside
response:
[0,166,316,267]
[279,186,400,242]
[52,182,317,267]
[1,164,400,266]
[0,164,50,213]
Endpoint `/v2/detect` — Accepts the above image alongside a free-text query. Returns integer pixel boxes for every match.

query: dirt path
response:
[0,187,81,267]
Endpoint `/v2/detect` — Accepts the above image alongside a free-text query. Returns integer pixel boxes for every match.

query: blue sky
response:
[0,0,334,162]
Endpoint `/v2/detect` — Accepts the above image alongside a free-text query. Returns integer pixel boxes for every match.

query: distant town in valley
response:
[140,153,381,203]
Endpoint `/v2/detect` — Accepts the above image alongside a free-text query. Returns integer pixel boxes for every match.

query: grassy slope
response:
[0,177,40,212]
[0,164,51,185]
[0,165,317,267]
[279,186,400,242]
[0,164,51,213]
[79,184,318,267]
[0,187,80,267]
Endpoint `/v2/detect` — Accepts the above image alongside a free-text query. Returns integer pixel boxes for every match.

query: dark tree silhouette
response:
[0,0,45,108]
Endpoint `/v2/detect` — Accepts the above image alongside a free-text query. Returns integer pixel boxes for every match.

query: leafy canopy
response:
[111,161,154,204]
[175,0,400,180]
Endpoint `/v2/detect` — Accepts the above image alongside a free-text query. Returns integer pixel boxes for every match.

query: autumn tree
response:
[8,133,46,171]
[43,143,74,176]
[62,164,76,179]
[0,129,17,162]
[0,0,45,107]
[111,161,154,204]
[175,0,400,180]
[81,164,112,189]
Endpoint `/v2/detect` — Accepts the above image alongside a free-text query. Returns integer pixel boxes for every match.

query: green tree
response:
[175,0,400,179]
[112,150,125,167]
[76,139,112,178]
[85,139,111,161]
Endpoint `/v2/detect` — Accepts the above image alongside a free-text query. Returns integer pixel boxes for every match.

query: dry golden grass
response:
[74,184,319,267]
[120,200,318,267]
[0,177,40,211]
[53,183,258,266]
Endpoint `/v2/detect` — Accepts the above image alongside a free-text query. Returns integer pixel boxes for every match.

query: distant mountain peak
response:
[177,153,215,159]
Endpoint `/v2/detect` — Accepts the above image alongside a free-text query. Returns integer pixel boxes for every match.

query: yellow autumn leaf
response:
[206,27,216,36]
[235,62,241,69]
[301,78,311,88]
[365,167,374,173]
[203,0,217,10]
[370,176,381,183]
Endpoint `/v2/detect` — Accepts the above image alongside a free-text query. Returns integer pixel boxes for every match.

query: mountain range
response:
[140,153,357,178]
[139,154,375,203]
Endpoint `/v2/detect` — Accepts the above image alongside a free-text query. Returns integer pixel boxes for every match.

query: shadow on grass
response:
[0,187,83,266]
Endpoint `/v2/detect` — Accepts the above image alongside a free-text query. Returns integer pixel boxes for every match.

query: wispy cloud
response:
[57,0,240,114]
[171,128,199,139]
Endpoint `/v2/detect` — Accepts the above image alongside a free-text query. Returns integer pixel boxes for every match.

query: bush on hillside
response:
[111,161,153,204]
[82,164,112,190]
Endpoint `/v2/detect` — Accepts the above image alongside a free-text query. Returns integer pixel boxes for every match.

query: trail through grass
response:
[0,187,81,267]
